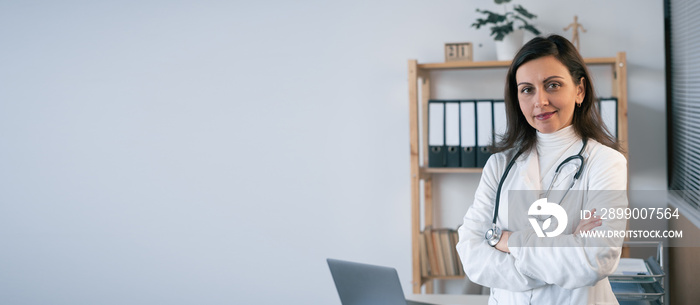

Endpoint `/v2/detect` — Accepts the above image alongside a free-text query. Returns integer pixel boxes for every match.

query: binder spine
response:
[460,100,476,168]
[476,100,494,168]
[428,100,446,167]
[444,101,461,167]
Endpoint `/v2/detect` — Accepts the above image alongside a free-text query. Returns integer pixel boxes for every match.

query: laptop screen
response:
[327,258,408,305]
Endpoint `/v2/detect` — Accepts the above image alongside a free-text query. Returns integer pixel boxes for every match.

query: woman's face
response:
[515,55,585,134]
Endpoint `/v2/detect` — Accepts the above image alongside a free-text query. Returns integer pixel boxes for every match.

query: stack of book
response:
[419,226,465,277]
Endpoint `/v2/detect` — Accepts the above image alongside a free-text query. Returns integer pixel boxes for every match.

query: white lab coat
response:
[456,132,628,305]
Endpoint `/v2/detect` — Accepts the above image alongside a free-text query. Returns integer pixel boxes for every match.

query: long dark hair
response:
[492,34,620,154]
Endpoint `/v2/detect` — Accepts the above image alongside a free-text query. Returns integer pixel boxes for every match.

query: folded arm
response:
[456,156,548,291]
[507,151,628,289]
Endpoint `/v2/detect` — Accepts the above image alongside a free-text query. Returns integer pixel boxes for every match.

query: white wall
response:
[0,0,665,304]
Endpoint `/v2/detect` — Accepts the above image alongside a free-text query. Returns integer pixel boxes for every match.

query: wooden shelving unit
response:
[408,53,628,294]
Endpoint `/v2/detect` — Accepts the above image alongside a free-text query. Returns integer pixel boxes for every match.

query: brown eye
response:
[547,82,561,89]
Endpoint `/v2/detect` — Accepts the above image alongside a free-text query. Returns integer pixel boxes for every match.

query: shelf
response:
[422,275,465,281]
[583,57,620,65]
[422,167,483,175]
[416,57,619,71]
[418,60,510,70]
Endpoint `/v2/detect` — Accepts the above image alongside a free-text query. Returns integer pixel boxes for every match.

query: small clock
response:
[445,42,473,62]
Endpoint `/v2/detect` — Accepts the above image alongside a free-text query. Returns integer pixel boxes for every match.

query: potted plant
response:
[471,0,541,60]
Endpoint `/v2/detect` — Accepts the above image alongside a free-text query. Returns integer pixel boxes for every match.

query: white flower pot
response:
[495,30,525,61]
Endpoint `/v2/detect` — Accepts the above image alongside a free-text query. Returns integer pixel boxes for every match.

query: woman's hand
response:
[495,230,511,253]
[575,208,602,236]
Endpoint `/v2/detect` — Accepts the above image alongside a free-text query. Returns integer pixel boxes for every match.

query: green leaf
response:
[513,5,537,19]
[491,22,514,41]
[494,0,512,4]
[472,9,508,29]
[519,23,541,35]
[493,31,506,41]
[481,10,508,23]
[512,16,541,35]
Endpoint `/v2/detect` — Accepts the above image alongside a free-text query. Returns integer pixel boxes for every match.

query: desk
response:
[406,294,489,305]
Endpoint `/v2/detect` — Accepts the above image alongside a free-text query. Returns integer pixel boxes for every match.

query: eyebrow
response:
[517,75,565,87]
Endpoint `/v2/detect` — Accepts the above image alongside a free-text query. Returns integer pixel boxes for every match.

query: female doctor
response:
[456,35,628,304]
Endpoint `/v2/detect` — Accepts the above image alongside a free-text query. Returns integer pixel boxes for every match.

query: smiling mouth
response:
[536,111,556,120]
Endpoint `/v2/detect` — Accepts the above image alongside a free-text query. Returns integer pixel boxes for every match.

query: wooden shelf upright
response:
[408,53,628,294]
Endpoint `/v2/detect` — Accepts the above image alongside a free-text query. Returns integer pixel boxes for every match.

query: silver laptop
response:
[327,258,433,305]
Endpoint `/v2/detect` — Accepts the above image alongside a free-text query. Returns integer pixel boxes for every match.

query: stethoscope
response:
[485,138,588,247]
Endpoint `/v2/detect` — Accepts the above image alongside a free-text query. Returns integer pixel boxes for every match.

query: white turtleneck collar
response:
[535,125,581,179]
[536,125,579,149]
